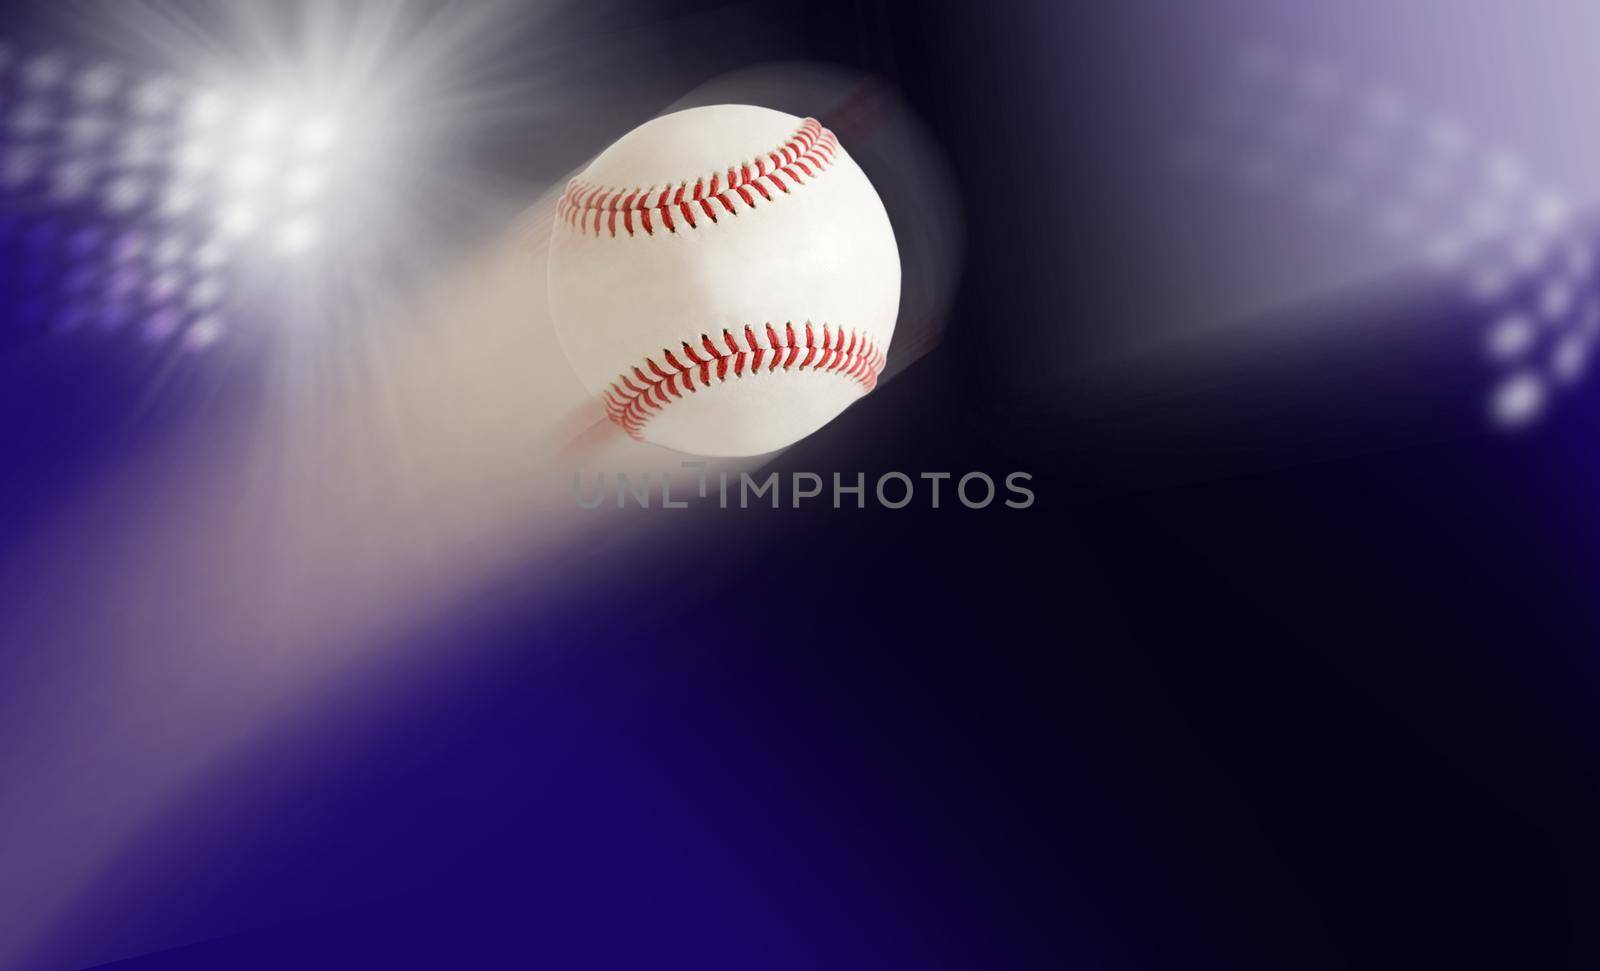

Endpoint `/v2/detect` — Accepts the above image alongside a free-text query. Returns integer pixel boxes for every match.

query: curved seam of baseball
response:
[603,321,886,440]
[555,118,840,238]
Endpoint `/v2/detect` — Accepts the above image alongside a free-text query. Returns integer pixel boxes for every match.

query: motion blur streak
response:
[0,3,958,965]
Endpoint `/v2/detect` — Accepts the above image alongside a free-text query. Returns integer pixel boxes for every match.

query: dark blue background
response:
[2,1,1596,967]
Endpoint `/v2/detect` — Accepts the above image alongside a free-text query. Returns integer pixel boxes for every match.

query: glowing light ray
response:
[1180,43,1599,431]
[0,7,917,969]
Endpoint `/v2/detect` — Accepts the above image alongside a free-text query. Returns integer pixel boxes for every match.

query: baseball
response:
[548,104,901,457]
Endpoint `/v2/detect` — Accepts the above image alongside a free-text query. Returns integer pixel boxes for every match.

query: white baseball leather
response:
[548,104,901,457]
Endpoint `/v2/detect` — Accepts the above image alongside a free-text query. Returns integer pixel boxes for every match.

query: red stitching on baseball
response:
[556,118,841,238]
[601,322,886,440]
